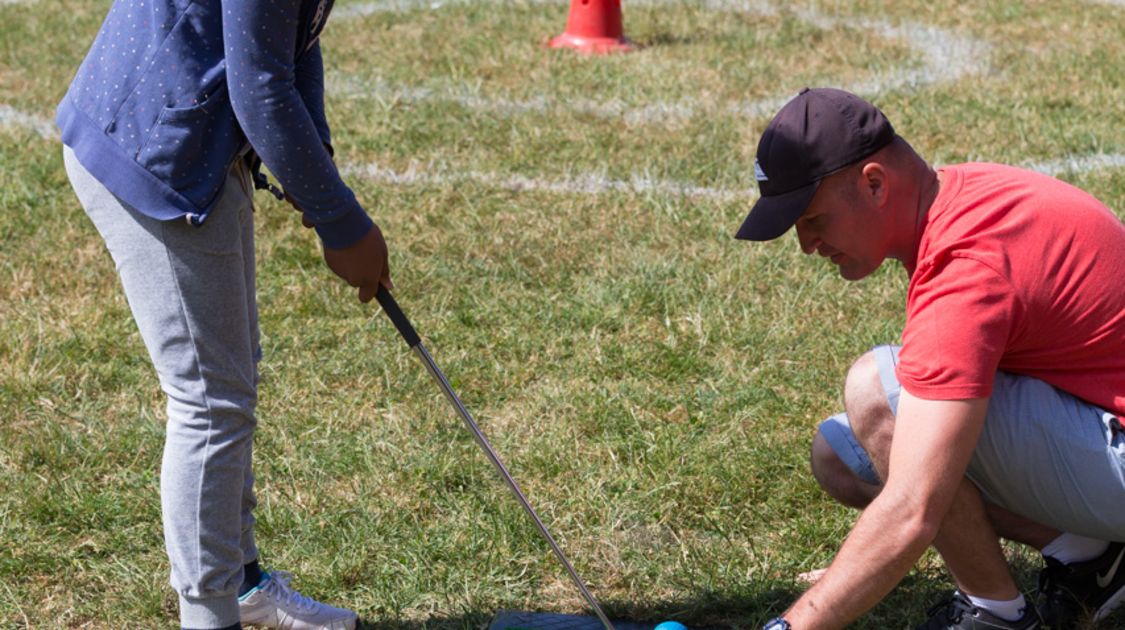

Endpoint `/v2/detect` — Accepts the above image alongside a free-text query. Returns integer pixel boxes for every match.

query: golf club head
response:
[491,611,657,630]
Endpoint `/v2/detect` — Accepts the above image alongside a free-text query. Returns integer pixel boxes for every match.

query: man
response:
[57,1,389,629]
[737,88,1125,630]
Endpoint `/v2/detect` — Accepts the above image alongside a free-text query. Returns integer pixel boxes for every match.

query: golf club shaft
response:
[376,287,615,630]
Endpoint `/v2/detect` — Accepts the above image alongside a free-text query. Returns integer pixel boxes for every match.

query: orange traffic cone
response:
[549,0,633,54]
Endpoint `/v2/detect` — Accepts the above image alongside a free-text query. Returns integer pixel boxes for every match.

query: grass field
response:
[1,0,1123,627]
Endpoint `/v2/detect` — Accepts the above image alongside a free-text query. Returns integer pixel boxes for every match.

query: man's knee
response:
[811,430,880,509]
[844,349,896,470]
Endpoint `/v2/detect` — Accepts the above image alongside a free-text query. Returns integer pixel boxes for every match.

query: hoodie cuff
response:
[314,206,375,249]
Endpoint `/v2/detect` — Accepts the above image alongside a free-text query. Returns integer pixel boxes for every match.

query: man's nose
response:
[795,224,818,255]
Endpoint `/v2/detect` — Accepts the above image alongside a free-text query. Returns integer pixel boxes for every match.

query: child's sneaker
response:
[238,571,357,630]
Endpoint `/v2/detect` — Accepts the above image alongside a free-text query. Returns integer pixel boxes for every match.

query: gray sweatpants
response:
[65,146,259,629]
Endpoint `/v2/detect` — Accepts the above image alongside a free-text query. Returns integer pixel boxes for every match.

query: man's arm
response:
[782,392,989,629]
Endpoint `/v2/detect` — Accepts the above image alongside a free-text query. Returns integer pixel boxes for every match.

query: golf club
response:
[375,286,615,630]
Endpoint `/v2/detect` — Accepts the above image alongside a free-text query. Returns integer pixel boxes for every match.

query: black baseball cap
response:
[735,88,896,241]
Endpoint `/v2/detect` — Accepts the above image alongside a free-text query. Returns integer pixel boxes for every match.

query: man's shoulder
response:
[943,161,1106,207]
[922,161,1114,267]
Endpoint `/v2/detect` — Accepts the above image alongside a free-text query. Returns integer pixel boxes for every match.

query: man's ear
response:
[860,162,888,206]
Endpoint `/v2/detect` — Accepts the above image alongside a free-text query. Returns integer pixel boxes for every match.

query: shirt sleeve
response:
[222,1,372,248]
[897,255,1022,401]
[294,41,332,155]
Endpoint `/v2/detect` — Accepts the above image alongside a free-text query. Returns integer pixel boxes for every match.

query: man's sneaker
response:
[238,571,357,630]
[1038,541,1125,627]
[917,591,1040,629]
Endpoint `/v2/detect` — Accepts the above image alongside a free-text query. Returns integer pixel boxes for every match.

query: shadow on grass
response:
[356,612,491,630]
[601,586,804,629]
[354,585,803,629]
[352,546,1125,629]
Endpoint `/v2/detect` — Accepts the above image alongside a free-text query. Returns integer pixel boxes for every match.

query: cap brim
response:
[734,181,819,241]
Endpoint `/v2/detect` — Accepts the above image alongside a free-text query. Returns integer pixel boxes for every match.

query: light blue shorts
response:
[820,345,1125,541]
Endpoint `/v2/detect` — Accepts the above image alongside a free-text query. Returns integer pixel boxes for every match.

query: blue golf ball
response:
[654,622,687,630]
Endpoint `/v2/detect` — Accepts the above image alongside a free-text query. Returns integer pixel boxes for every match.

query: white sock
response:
[965,592,1027,622]
[1041,533,1110,564]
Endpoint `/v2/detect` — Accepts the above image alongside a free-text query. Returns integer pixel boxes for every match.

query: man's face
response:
[793,167,887,281]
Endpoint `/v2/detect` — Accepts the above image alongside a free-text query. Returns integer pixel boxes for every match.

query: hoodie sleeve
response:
[222,1,372,248]
[295,41,333,155]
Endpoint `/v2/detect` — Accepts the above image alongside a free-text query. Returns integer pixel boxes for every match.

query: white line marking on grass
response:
[341,160,758,201]
[1024,153,1125,177]
[332,1,991,124]
[331,75,683,123]
[0,105,57,139]
[811,17,987,92]
[638,1,991,93]
[333,0,476,18]
[333,0,573,19]
[341,152,1125,201]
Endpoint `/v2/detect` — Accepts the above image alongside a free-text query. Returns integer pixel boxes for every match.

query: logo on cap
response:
[754,159,769,182]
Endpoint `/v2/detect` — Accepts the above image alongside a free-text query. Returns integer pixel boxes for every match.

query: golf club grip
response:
[375,286,421,348]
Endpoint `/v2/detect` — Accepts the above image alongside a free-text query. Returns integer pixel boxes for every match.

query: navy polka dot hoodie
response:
[56,0,373,248]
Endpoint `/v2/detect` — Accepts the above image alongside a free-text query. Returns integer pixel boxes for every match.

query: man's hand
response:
[782,394,992,629]
[323,224,393,303]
